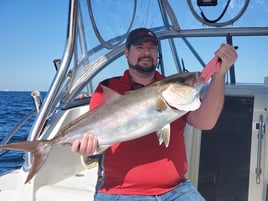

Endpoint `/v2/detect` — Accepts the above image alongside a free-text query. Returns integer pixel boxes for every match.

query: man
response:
[71,28,237,200]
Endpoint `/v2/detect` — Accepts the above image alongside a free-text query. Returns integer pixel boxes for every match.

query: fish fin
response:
[101,85,121,104]
[81,155,99,168]
[156,124,170,147]
[0,140,52,183]
[155,98,168,112]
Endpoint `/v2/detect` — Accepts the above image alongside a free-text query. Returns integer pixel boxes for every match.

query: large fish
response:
[0,71,204,183]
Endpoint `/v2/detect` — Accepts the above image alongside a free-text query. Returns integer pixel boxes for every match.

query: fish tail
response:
[0,140,52,183]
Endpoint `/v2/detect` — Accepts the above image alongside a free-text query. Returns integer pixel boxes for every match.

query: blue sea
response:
[0,91,45,176]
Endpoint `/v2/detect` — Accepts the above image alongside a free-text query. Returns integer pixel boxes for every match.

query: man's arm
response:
[186,44,238,130]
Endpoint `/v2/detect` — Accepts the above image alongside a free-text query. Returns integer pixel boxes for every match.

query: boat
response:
[0,0,268,200]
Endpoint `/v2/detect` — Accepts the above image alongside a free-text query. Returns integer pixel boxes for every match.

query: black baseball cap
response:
[125,28,158,47]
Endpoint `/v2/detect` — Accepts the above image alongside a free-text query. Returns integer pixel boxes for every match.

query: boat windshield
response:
[61,0,268,105]
[26,0,268,143]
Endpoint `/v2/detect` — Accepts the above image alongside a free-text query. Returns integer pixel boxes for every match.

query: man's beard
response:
[128,56,157,74]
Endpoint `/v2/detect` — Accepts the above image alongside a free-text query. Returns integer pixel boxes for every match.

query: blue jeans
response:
[94,179,206,201]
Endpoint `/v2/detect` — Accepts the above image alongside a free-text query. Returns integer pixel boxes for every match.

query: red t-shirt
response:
[90,70,188,195]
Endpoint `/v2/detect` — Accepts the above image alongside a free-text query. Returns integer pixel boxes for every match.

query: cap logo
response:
[136,30,150,36]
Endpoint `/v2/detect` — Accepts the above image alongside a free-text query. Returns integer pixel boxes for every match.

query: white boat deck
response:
[0,162,98,201]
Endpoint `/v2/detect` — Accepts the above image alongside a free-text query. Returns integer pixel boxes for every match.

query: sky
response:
[0,0,267,91]
[0,1,69,91]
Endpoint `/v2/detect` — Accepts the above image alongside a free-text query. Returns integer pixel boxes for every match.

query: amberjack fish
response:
[0,71,204,183]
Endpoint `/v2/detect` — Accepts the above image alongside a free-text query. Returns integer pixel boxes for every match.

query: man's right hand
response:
[71,133,98,156]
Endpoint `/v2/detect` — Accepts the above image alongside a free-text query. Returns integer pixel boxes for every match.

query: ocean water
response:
[0,91,44,176]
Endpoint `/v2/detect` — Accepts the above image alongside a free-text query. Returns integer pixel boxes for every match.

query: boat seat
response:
[36,185,94,201]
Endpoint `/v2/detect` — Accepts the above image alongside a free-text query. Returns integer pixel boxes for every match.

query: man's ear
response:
[124,47,129,58]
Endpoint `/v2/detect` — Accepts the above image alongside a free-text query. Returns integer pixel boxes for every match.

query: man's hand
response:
[71,133,98,156]
[215,44,238,75]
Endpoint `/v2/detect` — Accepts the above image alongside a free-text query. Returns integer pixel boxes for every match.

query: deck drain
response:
[75,173,85,177]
